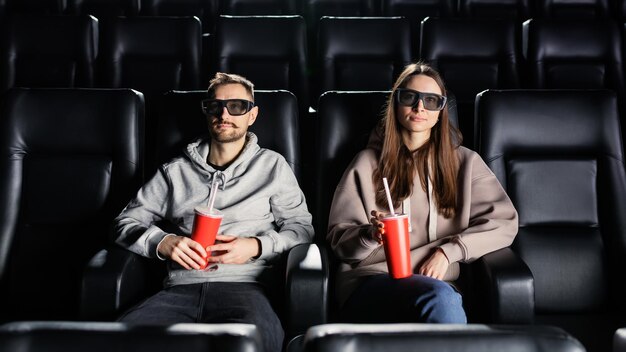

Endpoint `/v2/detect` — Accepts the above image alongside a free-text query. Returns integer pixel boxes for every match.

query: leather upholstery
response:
[66,0,140,17]
[316,17,411,104]
[0,321,262,352]
[139,0,219,33]
[98,16,201,176]
[221,0,299,15]
[615,328,626,352]
[156,89,301,180]
[0,88,144,322]
[476,89,626,352]
[0,14,97,91]
[4,0,64,14]
[536,0,609,18]
[459,0,531,19]
[525,19,624,97]
[420,17,522,148]
[299,324,585,352]
[214,15,309,116]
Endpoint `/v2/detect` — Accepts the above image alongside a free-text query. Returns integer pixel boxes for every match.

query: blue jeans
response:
[341,274,467,324]
[118,282,284,352]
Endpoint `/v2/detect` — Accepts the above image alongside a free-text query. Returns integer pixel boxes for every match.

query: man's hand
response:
[157,235,207,270]
[418,248,450,280]
[206,235,261,264]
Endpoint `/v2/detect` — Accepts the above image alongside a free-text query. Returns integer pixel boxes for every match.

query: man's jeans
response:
[118,282,284,352]
[341,274,467,323]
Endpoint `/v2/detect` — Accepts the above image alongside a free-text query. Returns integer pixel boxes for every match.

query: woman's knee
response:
[415,279,466,324]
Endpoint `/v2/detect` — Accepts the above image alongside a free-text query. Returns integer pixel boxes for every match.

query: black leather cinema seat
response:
[221,0,299,15]
[82,89,326,338]
[66,0,140,17]
[0,14,98,92]
[459,0,531,19]
[420,17,522,148]
[214,15,309,117]
[0,322,261,352]
[139,0,219,33]
[316,17,411,104]
[313,91,530,327]
[4,0,64,14]
[536,0,609,18]
[298,324,585,352]
[476,89,626,352]
[0,88,144,322]
[98,16,201,175]
[525,19,624,97]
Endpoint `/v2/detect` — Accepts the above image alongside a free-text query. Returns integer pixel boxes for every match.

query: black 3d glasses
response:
[395,88,447,111]
[201,99,255,116]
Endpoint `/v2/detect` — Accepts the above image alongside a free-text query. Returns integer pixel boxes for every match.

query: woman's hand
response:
[206,235,261,264]
[157,235,207,270]
[418,248,450,280]
[369,210,385,244]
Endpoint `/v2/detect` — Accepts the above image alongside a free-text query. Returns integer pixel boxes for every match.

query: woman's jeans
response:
[118,282,284,352]
[341,274,467,324]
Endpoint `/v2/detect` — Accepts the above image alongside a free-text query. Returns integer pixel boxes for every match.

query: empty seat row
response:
[0,322,590,352]
[3,0,626,21]
[4,14,624,150]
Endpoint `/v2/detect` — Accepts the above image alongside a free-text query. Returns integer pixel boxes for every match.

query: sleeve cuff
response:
[439,241,464,264]
[256,233,276,261]
[145,225,169,259]
[155,233,176,260]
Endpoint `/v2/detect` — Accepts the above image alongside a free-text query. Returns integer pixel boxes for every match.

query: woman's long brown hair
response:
[373,63,462,218]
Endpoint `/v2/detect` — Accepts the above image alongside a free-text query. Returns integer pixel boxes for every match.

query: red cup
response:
[381,214,412,279]
[191,206,223,269]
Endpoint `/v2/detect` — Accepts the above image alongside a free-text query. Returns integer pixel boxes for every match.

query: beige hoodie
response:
[327,134,518,306]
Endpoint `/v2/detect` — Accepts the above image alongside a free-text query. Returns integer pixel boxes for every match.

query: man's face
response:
[206,83,258,143]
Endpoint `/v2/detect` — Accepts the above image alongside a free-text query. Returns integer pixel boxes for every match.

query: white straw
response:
[382,177,395,216]
[207,180,219,212]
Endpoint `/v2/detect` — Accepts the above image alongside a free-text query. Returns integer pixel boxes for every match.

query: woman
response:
[327,62,518,323]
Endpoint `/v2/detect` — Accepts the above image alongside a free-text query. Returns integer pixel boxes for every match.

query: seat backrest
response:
[0,88,144,322]
[301,324,586,352]
[139,0,219,33]
[99,16,201,171]
[313,90,458,237]
[536,0,609,18]
[525,19,624,96]
[214,15,309,116]
[4,0,64,14]
[420,17,522,148]
[0,14,97,92]
[66,0,140,17]
[475,89,626,316]
[221,0,299,15]
[316,17,411,102]
[157,90,301,180]
[0,322,262,352]
[458,0,531,19]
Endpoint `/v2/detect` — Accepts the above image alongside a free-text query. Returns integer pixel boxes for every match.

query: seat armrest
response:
[80,246,163,320]
[285,243,329,337]
[464,247,535,324]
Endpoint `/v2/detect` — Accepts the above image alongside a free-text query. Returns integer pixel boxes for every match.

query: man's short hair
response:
[207,72,255,101]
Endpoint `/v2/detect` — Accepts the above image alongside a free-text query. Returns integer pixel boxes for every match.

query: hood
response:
[184,132,260,189]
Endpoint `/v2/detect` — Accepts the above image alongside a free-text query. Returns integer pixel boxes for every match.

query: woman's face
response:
[395,74,443,138]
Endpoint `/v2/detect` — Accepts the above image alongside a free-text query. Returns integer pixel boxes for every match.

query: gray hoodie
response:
[115,132,314,287]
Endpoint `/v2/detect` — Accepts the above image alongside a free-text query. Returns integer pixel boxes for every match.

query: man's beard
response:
[209,121,247,143]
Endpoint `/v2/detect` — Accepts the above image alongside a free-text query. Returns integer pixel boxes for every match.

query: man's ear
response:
[248,106,259,126]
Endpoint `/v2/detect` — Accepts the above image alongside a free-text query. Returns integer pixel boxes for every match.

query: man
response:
[114,72,314,352]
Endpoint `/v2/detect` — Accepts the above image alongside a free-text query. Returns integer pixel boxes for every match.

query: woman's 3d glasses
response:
[201,99,255,116]
[395,88,447,111]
